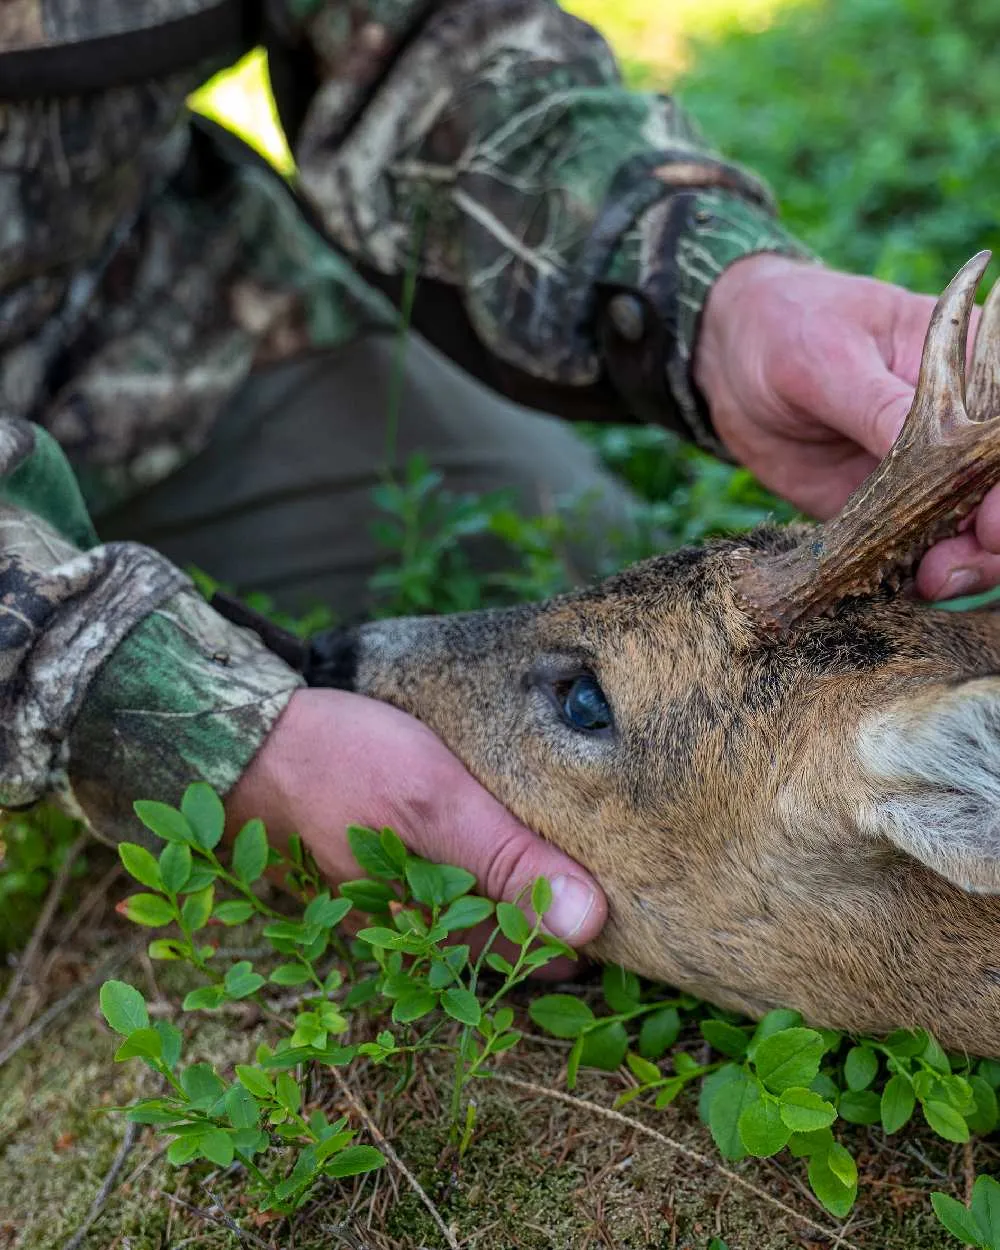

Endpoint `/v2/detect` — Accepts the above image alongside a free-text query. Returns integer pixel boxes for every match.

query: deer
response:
[305,251,1000,1057]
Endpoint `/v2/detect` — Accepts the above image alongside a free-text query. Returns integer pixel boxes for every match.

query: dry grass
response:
[1,843,994,1250]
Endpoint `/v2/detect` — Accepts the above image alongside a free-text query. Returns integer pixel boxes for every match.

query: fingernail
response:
[544,875,597,940]
[940,568,980,600]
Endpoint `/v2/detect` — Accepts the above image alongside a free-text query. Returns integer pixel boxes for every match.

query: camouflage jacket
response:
[0,0,810,842]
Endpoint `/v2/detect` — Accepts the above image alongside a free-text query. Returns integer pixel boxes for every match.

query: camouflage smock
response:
[0,0,811,842]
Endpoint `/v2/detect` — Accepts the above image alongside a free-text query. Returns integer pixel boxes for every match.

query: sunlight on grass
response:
[189,0,808,171]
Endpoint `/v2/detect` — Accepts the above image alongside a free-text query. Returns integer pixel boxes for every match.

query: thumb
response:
[411,773,608,946]
[852,372,915,461]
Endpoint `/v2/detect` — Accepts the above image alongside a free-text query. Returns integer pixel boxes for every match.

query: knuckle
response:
[482,830,540,903]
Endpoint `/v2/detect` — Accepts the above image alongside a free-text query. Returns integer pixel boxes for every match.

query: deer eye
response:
[559,675,613,733]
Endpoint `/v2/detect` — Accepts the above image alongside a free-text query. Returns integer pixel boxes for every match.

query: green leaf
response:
[121,893,176,927]
[133,800,196,845]
[167,1136,201,1166]
[626,1052,662,1086]
[270,962,313,986]
[180,885,214,932]
[700,1019,749,1060]
[196,1127,234,1167]
[324,1145,386,1177]
[100,980,149,1035]
[531,877,553,917]
[638,1007,681,1059]
[439,896,494,931]
[159,842,192,894]
[214,900,255,926]
[881,1074,916,1134]
[883,1027,927,1059]
[275,1072,301,1114]
[441,987,481,1027]
[357,926,408,951]
[495,902,532,945]
[738,1097,791,1157]
[181,1063,225,1107]
[181,782,226,851]
[235,1065,274,1099]
[118,843,162,890]
[708,1071,761,1160]
[748,1009,802,1057]
[808,1147,858,1218]
[753,1028,826,1093]
[154,1020,183,1070]
[528,994,595,1039]
[392,989,437,1023]
[304,892,351,929]
[924,1099,970,1143]
[180,866,217,893]
[786,1127,834,1158]
[931,1193,986,1247]
[114,1026,163,1063]
[225,1084,259,1129]
[232,819,268,884]
[972,1174,1000,1246]
[837,1089,882,1125]
[966,1076,1000,1135]
[339,879,396,914]
[778,1088,837,1133]
[843,1045,879,1091]
[579,1021,629,1072]
[182,984,225,1011]
[698,1063,743,1124]
[602,965,641,1014]
[379,828,408,875]
[224,961,266,1000]
[978,1060,1000,1091]
[485,953,513,976]
[347,826,402,880]
[827,1142,858,1190]
[147,939,183,961]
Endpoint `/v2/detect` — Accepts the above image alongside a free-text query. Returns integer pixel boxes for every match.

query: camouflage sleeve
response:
[271,0,814,454]
[0,418,303,844]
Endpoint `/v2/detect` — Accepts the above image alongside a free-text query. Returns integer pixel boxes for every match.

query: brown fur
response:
[329,525,1000,1055]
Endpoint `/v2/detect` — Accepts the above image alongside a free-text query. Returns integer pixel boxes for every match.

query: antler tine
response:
[908,249,989,433]
[739,250,1000,631]
[967,266,1000,419]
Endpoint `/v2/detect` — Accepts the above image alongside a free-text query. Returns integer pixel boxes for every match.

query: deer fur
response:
[310,254,1000,1056]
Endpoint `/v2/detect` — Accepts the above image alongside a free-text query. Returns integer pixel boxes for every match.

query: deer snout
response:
[306,615,454,706]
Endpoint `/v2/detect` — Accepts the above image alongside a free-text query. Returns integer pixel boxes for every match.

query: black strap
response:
[0,0,254,99]
[209,590,309,673]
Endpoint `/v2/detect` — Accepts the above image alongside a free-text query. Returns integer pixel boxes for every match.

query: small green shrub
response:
[103,782,1000,1233]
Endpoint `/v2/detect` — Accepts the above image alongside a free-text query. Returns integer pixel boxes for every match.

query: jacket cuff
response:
[598,189,816,458]
[67,587,304,845]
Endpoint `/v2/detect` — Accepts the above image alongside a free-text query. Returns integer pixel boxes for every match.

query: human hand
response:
[225,688,606,950]
[694,253,1000,601]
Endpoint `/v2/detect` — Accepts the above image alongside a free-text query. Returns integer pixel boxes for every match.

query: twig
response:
[62,1120,139,1250]
[0,831,89,1035]
[161,1191,273,1249]
[489,1073,863,1250]
[328,1067,459,1250]
[0,937,142,1070]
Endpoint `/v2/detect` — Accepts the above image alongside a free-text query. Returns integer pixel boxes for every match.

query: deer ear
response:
[858,677,1000,893]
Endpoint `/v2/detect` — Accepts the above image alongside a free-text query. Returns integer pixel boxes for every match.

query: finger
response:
[914,531,1000,600]
[404,770,608,946]
[975,483,1000,554]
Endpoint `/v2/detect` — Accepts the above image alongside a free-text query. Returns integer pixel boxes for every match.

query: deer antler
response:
[738,250,1000,629]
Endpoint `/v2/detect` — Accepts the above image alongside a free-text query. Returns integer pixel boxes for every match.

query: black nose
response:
[305,627,360,691]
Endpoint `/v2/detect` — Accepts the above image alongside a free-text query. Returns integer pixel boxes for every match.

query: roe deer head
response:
[313,252,1000,1057]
